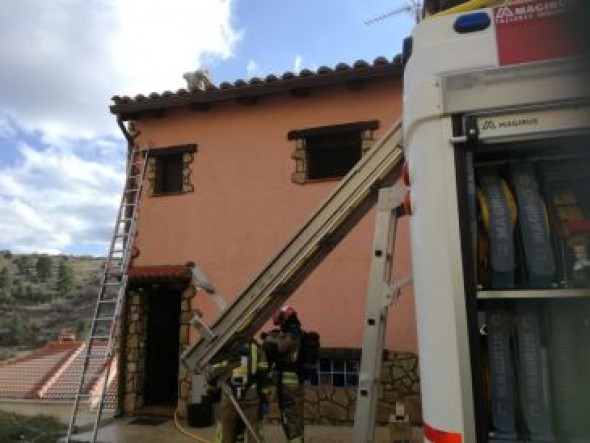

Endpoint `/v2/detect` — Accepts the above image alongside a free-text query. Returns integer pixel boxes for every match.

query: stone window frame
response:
[146,144,197,196]
[287,120,379,184]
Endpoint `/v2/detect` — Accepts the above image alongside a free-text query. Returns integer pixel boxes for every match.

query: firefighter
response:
[262,306,305,443]
[210,339,270,443]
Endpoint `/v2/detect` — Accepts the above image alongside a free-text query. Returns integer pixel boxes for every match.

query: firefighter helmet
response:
[272,306,297,326]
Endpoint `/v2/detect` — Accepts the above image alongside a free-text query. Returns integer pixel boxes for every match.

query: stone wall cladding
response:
[177,286,195,417]
[121,286,194,416]
[122,291,148,413]
[268,351,421,426]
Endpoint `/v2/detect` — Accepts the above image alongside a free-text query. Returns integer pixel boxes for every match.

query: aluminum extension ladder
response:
[181,119,404,374]
[352,186,413,443]
[65,144,149,442]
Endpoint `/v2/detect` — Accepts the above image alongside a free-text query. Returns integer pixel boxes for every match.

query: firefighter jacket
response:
[208,341,271,399]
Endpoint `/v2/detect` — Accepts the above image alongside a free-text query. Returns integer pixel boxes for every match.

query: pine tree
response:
[14,256,33,277]
[0,267,12,302]
[35,256,53,281]
[57,261,74,295]
[0,266,11,289]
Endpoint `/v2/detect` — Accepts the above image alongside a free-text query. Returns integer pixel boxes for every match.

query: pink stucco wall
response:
[131,76,417,352]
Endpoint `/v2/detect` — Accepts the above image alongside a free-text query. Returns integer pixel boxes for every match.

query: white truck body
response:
[403,1,589,441]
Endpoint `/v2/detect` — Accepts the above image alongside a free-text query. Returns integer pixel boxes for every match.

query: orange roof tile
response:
[0,341,82,399]
[110,56,403,120]
[0,340,118,409]
[127,264,192,281]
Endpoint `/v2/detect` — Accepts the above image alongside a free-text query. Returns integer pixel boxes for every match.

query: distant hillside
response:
[0,250,105,360]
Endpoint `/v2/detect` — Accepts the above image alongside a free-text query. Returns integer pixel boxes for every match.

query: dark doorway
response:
[144,284,181,407]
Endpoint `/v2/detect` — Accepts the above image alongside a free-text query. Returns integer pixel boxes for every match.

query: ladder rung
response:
[105,260,123,265]
[94,317,114,322]
[103,279,123,286]
[98,298,118,305]
[125,188,140,193]
[101,284,123,292]
[105,272,123,277]
[87,353,109,359]
[85,351,110,358]
[90,335,111,341]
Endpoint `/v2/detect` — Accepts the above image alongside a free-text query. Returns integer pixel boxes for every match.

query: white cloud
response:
[0,141,125,255]
[293,54,303,73]
[0,0,242,255]
[0,0,241,140]
[112,0,242,97]
[246,60,261,77]
[0,115,17,139]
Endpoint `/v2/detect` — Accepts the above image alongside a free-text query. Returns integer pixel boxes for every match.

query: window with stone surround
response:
[147,144,197,195]
[288,120,379,184]
[308,357,360,387]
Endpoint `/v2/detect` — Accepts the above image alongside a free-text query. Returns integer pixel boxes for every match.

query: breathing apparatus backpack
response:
[297,331,321,380]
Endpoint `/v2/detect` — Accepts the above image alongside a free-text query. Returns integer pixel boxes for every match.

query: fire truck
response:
[404,1,589,441]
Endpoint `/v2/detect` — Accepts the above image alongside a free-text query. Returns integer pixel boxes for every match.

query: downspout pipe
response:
[116,116,138,159]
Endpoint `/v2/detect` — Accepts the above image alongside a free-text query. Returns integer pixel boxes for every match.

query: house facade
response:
[109,57,420,424]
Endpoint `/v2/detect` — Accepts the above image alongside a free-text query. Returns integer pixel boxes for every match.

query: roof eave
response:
[110,63,403,120]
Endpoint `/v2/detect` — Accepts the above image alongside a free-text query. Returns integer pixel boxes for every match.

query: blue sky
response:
[0,0,416,256]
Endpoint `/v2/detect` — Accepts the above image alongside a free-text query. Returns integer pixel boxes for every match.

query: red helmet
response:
[272,306,297,326]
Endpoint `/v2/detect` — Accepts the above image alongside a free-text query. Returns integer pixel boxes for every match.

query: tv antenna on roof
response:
[364,1,423,25]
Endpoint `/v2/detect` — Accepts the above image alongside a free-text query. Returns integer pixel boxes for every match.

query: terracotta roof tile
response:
[0,341,82,399]
[0,340,118,409]
[110,56,403,119]
[127,264,192,281]
[42,342,107,400]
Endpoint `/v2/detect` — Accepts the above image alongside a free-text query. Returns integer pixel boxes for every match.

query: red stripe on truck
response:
[423,422,462,443]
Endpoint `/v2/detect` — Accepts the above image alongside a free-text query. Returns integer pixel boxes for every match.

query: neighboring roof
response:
[0,340,117,409]
[0,341,81,399]
[110,55,404,120]
[128,264,192,281]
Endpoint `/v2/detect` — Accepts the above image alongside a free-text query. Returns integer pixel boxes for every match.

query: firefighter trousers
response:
[278,381,304,443]
[214,386,264,443]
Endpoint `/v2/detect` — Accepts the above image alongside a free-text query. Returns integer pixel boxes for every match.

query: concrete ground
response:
[66,415,424,443]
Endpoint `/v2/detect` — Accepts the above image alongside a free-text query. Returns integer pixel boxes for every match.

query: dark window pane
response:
[155,153,184,193]
[308,373,318,386]
[332,359,344,372]
[319,374,332,386]
[345,373,359,387]
[306,131,362,179]
[333,373,345,387]
[346,360,360,372]
[319,358,331,372]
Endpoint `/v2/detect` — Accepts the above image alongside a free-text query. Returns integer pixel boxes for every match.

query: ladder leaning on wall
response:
[65,144,149,443]
[352,186,413,443]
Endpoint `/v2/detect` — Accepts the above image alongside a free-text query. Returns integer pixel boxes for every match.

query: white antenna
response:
[364,1,423,25]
